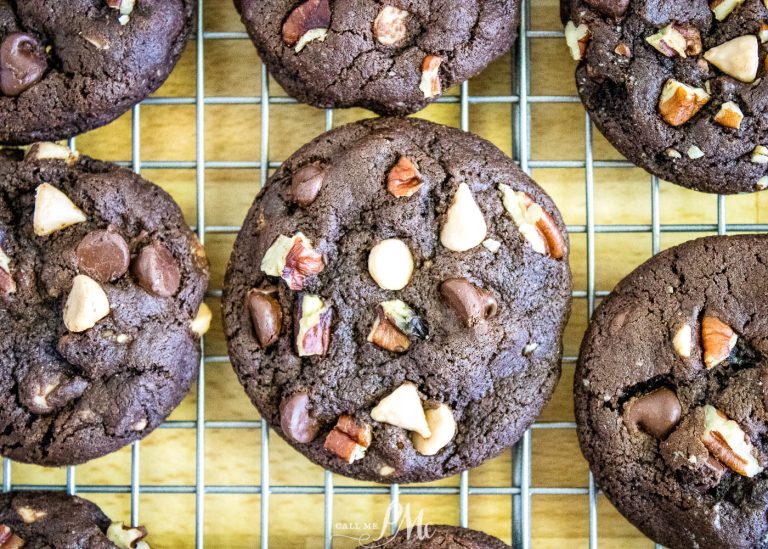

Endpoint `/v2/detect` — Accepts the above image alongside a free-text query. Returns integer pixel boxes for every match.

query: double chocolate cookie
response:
[0,491,151,548]
[223,117,572,483]
[360,525,509,548]
[0,1,195,144]
[576,235,768,548]
[561,0,768,194]
[0,142,209,466]
[235,0,518,115]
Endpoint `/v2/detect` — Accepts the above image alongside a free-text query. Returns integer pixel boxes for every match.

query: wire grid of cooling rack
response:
[0,0,755,547]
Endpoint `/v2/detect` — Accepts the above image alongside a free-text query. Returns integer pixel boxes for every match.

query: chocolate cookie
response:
[561,0,768,194]
[0,1,195,145]
[576,235,768,548]
[223,117,572,484]
[234,0,518,116]
[0,491,152,548]
[359,525,509,548]
[0,142,209,466]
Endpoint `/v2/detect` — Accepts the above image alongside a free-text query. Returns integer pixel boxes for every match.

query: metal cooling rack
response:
[1,0,754,547]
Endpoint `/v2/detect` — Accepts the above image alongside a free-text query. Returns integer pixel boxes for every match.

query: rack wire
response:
[1,0,751,547]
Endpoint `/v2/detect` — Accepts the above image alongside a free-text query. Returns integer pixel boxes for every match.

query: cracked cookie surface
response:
[561,0,768,193]
[576,235,768,549]
[0,0,195,144]
[0,491,145,548]
[223,117,572,484]
[234,0,518,116]
[359,524,509,548]
[0,145,209,466]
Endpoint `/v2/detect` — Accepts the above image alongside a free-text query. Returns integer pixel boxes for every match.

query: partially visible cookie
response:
[235,0,518,115]
[0,1,195,144]
[223,117,571,484]
[0,142,209,466]
[576,235,768,548]
[561,0,768,194]
[0,491,151,548]
[359,524,509,548]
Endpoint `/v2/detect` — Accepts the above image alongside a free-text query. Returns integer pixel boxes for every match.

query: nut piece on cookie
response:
[132,241,181,298]
[622,387,682,439]
[370,382,431,438]
[324,415,372,464]
[703,35,759,83]
[657,79,710,127]
[498,184,565,259]
[190,302,212,337]
[701,316,736,369]
[751,145,768,164]
[374,5,410,47]
[701,405,762,477]
[440,278,498,326]
[295,294,332,356]
[564,21,590,61]
[33,183,87,236]
[247,287,283,349]
[261,233,325,291]
[646,24,700,58]
[419,55,442,99]
[25,142,79,165]
[440,183,488,252]
[387,156,422,198]
[16,506,46,523]
[412,403,457,456]
[368,238,414,290]
[714,101,744,129]
[0,246,15,296]
[106,521,150,549]
[282,0,331,52]
[0,524,24,549]
[290,163,325,207]
[107,0,136,17]
[709,0,746,21]
[672,324,692,358]
[367,299,427,353]
[76,227,130,283]
[280,392,320,444]
[63,274,110,333]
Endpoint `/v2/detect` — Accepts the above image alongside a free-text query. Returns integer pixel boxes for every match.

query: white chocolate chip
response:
[673,324,692,358]
[482,238,501,253]
[379,465,396,476]
[687,145,705,159]
[411,404,457,456]
[757,176,768,190]
[703,35,759,83]
[752,146,768,164]
[190,302,212,337]
[16,506,47,523]
[665,148,682,159]
[440,183,488,252]
[710,0,746,21]
[370,382,431,438]
[33,183,87,236]
[63,275,110,333]
[368,239,414,290]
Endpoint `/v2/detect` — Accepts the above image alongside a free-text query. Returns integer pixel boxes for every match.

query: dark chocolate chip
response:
[132,241,181,297]
[623,387,682,439]
[247,287,283,349]
[0,33,47,96]
[76,227,130,283]
[439,278,498,326]
[290,163,325,207]
[279,392,320,443]
[584,0,629,18]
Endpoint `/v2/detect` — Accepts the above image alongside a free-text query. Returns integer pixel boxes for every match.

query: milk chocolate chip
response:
[439,278,498,326]
[247,287,283,349]
[279,392,320,443]
[132,241,180,297]
[76,227,130,283]
[0,32,47,96]
[623,387,681,439]
[290,163,325,207]
[585,0,629,18]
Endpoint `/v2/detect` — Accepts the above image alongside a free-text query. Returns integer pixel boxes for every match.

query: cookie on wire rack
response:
[0,142,210,466]
[223,117,572,484]
[576,235,768,548]
[0,0,196,144]
[234,0,519,115]
[358,524,509,548]
[561,0,768,194]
